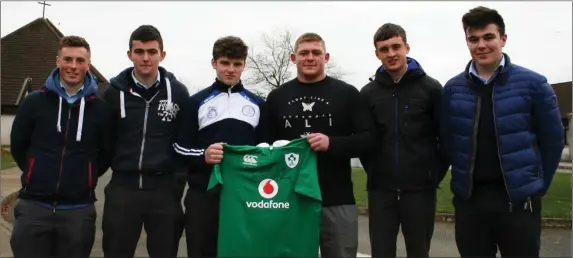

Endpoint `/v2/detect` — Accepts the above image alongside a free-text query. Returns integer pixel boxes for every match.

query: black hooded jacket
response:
[103,66,190,189]
[359,57,446,193]
[10,68,112,206]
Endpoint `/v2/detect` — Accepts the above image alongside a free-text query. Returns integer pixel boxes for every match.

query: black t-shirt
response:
[262,76,377,206]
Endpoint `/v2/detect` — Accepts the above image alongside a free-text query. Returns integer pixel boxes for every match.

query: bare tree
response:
[325,60,346,80]
[244,29,346,98]
[178,76,205,95]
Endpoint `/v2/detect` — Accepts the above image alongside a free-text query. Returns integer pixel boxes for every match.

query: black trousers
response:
[173,173,187,256]
[101,182,184,258]
[454,186,542,258]
[368,189,436,258]
[184,188,221,258]
[10,199,96,258]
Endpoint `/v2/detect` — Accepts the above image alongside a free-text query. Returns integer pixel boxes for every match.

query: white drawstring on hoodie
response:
[57,97,62,133]
[56,96,86,142]
[76,97,85,141]
[120,78,173,119]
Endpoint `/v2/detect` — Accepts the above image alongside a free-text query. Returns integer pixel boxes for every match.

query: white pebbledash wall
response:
[1,115,15,146]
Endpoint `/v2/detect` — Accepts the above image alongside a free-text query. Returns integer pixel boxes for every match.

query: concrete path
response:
[1,168,572,257]
[559,162,572,172]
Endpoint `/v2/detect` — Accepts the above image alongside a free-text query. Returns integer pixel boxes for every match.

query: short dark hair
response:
[373,23,407,46]
[462,6,506,36]
[59,35,90,53]
[212,36,248,61]
[129,25,164,50]
[294,32,325,52]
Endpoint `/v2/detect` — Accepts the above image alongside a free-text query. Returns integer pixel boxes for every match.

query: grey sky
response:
[1,1,571,93]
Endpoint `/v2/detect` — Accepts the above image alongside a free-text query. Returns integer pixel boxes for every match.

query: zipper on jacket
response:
[130,91,160,189]
[531,144,541,213]
[491,88,513,212]
[468,96,481,197]
[404,104,408,129]
[393,93,401,199]
[54,108,71,214]
[24,157,35,192]
[138,102,150,189]
[227,88,232,114]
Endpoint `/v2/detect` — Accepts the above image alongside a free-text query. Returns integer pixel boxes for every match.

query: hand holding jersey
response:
[307,133,330,152]
[205,142,224,164]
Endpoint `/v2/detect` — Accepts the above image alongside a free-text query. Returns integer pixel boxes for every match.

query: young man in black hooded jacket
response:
[9,35,112,258]
[359,23,446,258]
[101,25,189,258]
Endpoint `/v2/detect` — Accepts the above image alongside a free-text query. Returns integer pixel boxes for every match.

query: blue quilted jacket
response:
[440,53,564,203]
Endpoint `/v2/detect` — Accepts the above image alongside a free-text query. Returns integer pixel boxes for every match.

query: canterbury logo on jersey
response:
[246,179,290,209]
[243,155,258,166]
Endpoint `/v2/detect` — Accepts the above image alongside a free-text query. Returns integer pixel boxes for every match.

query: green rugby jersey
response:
[207,137,321,257]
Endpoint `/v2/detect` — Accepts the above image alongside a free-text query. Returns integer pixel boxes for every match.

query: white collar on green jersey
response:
[257,140,291,149]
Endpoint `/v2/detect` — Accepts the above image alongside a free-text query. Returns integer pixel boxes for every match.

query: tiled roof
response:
[1,18,109,109]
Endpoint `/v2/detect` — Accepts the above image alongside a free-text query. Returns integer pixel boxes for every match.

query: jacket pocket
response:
[532,145,542,179]
[24,157,35,191]
[404,97,431,137]
[88,160,93,189]
[88,160,94,199]
[371,99,394,127]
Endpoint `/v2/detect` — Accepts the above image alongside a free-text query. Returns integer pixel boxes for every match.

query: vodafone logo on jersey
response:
[258,179,278,199]
[245,179,290,209]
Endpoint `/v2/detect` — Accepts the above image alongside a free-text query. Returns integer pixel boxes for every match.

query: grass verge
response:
[352,168,572,219]
[1,149,16,170]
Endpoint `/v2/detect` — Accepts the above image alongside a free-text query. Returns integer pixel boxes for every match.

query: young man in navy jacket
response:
[441,6,564,257]
[360,23,445,258]
[101,25,189,258]
[173,36,265,258]
[9,36,112,258]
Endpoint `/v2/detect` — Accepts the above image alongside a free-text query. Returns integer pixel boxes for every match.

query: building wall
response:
[569,117,573,161]
[1,115,15,146]
[552,82,572,116]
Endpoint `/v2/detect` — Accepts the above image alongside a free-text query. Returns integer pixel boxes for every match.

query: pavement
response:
[1,167,572,257]
[559,162,572,171]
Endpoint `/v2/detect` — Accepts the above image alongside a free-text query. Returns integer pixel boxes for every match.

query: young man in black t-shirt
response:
[261,32,378,258]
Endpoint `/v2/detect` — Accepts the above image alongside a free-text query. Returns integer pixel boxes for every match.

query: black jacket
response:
[103,66,190,189]
[360,57,446,193]
[173,79,265,191]
[262,76,378,206]
[10,69,113,206]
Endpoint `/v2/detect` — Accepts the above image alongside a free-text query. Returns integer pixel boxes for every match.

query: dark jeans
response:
[368,189,436,258]
[454,185,542,258]
[101,182,184,258]
[184,188,221,258]
[10,199,96,258]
